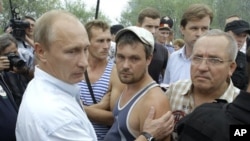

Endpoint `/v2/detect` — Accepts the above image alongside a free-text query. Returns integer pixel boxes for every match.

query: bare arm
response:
[135,107,174,141]
[84,106,114,126]
[84,65,125,126]
[139,89,173,141]
[84,88,114,126]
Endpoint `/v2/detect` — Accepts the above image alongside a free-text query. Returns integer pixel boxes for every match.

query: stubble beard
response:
[119,69,146,84]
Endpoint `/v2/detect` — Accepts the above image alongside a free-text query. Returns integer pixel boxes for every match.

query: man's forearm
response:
[84,107,114,126]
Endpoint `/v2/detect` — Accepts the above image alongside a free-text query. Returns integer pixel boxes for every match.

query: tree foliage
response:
[1,0,250,35]
[0,0,111,32]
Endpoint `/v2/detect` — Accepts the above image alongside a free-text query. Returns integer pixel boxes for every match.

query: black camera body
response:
[10,19,30,41]
[5,52,26,71]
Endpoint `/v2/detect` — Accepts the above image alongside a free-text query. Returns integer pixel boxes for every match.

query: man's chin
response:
[194,83,211,91]
[120,79,133,84]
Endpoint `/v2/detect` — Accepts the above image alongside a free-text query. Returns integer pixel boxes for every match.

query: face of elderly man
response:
[191,35,236,91]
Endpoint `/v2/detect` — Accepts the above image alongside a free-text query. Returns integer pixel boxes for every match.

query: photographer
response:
[0,33,32,107]
[0,33,18,141]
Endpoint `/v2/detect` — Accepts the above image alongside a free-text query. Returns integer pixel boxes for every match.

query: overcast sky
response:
[84,0,129,24]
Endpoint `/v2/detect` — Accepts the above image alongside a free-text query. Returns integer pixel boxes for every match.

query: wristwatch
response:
[141,132,155,141]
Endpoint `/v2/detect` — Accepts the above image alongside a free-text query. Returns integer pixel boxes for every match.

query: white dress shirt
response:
[163,46,191,84]
[16,66,97,141]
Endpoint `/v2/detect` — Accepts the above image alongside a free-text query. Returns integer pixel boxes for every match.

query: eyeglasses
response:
[191,56,231,66]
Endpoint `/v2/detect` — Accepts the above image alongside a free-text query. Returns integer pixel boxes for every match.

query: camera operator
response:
[17,16,36,70]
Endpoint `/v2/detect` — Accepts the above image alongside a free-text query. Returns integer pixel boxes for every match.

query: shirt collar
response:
[34,66,80,98]
[176,45,190,60]
[179,80,193,96]
[180,79,239,100]
[219,79,240,101]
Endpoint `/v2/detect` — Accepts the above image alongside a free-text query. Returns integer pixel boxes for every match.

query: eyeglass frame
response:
[190,55,232,66]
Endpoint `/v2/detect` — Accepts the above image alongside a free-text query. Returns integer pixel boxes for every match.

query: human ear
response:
[34,43,47,63]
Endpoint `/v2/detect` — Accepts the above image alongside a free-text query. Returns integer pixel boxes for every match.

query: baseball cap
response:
[224,20,250,34]
[159,16,173,30]
[115,26,155,50]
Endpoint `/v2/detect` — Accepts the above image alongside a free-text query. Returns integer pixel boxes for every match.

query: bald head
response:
[34,10,89,84]
[34,10,86,49]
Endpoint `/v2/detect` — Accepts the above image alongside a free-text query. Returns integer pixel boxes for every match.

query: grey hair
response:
[194,29,238,61]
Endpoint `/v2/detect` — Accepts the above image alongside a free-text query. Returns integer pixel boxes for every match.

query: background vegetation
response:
[1,0,250,38]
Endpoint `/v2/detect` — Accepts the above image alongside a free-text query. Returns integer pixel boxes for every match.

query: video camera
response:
[8,0,30,41]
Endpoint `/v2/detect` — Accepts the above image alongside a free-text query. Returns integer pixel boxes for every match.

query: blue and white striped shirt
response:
[78,61,114,141]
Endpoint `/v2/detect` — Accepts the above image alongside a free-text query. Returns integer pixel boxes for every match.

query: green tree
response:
[0,0,111,32]
[1,0,62,30]
[62,0,111,24]
[63,0,93,23]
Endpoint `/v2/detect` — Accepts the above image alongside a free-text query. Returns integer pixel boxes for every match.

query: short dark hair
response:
[85,20,110,40]
[111,24,124,35]
[180,4,213,28]
[137,7,161,25]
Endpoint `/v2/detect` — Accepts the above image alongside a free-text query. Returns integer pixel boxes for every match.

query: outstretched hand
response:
[142,106,174,140]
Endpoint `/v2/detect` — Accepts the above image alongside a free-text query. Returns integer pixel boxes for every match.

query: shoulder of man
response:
[154,43,168,53]
[165,79,191,96]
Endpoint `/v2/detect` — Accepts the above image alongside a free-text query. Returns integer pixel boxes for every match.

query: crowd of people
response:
[0,1,250,141]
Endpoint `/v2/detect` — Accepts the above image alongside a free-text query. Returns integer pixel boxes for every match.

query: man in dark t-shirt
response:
[148,43,168,83]
[137,7,169,83]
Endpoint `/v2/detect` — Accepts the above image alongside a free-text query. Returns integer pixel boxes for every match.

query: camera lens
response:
[6,53,26,70]
[12,58,25,68]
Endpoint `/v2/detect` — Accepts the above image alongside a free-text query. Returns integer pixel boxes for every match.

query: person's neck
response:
[193,81,229,107]
[27,35,33,40]
[184,44,193,58]
[125,74,153,96]
[88,56,108,71]
[120,73,153,107]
